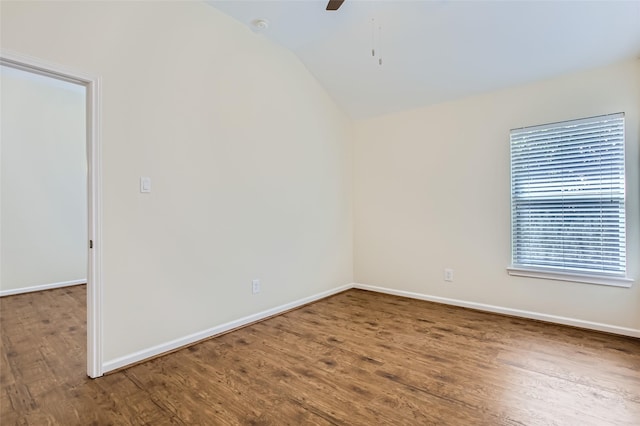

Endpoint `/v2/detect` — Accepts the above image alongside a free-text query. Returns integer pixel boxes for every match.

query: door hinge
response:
[89,240,93,249]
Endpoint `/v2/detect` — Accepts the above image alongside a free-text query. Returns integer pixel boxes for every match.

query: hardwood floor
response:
[1,286,639,425]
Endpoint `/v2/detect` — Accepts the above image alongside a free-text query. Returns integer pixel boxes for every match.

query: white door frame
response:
[0,50,103,378]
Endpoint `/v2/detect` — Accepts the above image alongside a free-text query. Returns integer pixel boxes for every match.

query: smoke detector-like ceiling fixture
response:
[251,19,269,31]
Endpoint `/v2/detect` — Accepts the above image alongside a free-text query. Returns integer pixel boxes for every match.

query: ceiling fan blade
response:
[326,0,345,11]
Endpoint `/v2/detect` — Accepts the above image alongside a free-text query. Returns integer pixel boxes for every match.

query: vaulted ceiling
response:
[208,1,640,119]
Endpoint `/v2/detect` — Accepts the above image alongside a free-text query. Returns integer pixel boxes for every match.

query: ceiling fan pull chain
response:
[371,18,376,57]
[378,24,383,66]
[370,18,383,66]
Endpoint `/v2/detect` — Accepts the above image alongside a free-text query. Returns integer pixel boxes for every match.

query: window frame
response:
[507,113,631,287]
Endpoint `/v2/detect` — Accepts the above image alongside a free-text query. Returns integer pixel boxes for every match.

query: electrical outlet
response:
[252,279,261,294]
[444,269,454,282]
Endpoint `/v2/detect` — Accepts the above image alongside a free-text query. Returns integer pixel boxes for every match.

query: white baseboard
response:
[102,284,352,373]
[353,283,640,339]
[102,280,639,374]
[0,279,86,297]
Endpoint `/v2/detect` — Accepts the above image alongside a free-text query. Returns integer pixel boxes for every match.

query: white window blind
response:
[510,113,626,279]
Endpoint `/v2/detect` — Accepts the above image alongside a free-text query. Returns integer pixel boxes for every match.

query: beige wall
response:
[2,1,637,370]
[1,1,354,363]
[1,66,87,293]
[354,60,640,331]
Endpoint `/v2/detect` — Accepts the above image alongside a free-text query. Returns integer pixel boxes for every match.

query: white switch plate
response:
[252,279,261,294]
[140,177,151,193]
[444,268,454,282]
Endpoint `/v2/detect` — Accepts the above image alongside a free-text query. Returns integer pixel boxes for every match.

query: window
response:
[508,113,629,286]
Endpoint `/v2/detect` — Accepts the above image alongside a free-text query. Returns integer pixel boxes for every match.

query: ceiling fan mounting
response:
[326,0,345,11]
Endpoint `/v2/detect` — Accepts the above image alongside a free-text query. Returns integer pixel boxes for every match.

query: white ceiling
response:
[208,0,640,119]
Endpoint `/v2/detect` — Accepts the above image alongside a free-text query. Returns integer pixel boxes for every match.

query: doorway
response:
[0,52,102,378]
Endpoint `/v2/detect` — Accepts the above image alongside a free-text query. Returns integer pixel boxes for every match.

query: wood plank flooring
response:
[1,285,639,425]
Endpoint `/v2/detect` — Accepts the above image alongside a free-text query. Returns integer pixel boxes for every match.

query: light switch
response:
[140,177,151,193]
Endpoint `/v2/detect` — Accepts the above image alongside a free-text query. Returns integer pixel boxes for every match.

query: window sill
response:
[507,267,633,288]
